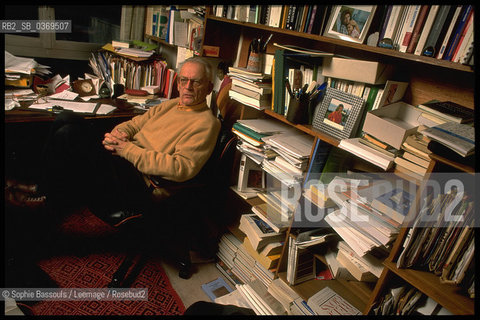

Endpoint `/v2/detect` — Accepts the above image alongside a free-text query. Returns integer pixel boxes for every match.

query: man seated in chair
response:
[9,57,221,229]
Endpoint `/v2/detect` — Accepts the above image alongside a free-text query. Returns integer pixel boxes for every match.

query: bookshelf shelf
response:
[205,15,474,73]
[383,261,474,315]
[429,153,475,174]
[204,5,475,316]
[277,271,373,312]
[264,109,340,147]
[144,34,177,48]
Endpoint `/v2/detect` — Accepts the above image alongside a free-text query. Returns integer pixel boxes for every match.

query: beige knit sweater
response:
[113,98,221,182]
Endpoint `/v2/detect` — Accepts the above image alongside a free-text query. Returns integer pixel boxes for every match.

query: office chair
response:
[106,114,238,286]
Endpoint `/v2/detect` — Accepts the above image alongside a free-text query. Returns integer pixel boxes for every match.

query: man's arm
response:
[118,121,220,182]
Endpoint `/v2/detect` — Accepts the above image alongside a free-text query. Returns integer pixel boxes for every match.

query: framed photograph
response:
[324,5,376,44]
[312,87,365,140]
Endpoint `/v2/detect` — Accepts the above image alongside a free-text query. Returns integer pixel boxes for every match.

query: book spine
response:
[436,6,462,59]
[383,5,403,40]
[398,5,422,53]
[420,5,452,57]
[451,11,474,62]
[378,5,393,41]
[443,5,473,61]
[406,5,430,53]
[413,5,440,55]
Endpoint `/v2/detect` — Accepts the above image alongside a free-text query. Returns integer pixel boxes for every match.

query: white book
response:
[393,7,410,48]
[452,14,474,63]
[398,5,422,53]
[414,5,440,55]
[436,6,462,59]
[338,138,394,171]
[337,241,384,278]
[383,6,405,41]
[268,5,283,28]
[247,279,286,315]
[307,287,361,315]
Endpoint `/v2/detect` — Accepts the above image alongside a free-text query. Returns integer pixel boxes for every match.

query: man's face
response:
[177,62,213,106]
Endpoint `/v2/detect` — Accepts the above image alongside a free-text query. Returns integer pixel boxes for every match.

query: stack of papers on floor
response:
[236,279,287,315]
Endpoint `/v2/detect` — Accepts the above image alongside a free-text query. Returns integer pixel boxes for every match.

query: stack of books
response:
[237,213,284,286]
[422,121,475,164]
[396,190,474,296]
[323,177,401,257]
[262,132,314,188]
[416,100,474,127]
[395,132,432,181]
[228,66,272,110]
[236,279,287,315]
[286,228,337,285]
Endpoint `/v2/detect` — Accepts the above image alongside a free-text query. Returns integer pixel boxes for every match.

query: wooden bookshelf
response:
[202,6,475,316]
[205,15,474,73]
[277,271,374,312]
[383,261,474,315]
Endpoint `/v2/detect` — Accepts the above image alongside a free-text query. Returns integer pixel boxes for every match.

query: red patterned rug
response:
[19,209,186,316]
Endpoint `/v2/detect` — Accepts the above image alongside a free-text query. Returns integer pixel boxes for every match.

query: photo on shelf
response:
[324,5,377,44]
[312,87,365,140]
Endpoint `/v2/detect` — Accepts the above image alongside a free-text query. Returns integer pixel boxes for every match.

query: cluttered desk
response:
[4,51,168,124]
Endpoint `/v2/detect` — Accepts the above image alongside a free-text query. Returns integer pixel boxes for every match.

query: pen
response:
[285,79,294,98]
[262,33,273,52]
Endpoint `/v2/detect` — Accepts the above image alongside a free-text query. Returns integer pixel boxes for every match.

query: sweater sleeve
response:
[118,117,221,182]
[113,99,176,138]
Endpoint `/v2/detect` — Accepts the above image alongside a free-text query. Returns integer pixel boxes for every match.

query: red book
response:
[406,5,430,53]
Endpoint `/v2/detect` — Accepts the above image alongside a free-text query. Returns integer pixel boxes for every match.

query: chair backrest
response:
[191,115,237,187]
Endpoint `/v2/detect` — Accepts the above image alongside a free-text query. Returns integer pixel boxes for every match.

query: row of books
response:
[145,5,205,52]
[89,49,177,98]
[233,118,314,189]
[396,190,475,293]
[372,283,453,315]
[216,229,363,315]
[213,5,474,66]
[377,5,474,64]
[212,5,332,39]
[227,67,272,111]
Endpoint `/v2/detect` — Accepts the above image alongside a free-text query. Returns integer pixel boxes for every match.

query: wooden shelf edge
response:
[277,272,373,313]
[205,15,474,73]
[383,261,474,315]
[263,109,340,147]
[144,34,177,48]
[429,153,475,174]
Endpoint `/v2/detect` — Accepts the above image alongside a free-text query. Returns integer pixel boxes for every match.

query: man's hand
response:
[103,129,129,154]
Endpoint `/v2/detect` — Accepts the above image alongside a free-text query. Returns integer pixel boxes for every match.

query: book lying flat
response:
[421,122,475,157]
[417,100,474,123]
[306,286,361,315]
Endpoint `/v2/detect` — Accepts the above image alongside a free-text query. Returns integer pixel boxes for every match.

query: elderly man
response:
[14,57,220,225]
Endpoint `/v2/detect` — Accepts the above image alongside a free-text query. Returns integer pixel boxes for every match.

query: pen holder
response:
[246,52,263,73]
[286,97,308,124]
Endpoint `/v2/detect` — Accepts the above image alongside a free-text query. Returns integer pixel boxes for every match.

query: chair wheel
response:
[178,261,191,279]
[108,278,122,288]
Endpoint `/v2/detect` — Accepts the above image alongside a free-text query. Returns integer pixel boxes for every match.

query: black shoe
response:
[5,257,58,289]
[102,210,144,228]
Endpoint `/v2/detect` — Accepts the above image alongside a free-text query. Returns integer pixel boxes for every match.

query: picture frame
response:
[312,87,365,140]
[324,5,377,44]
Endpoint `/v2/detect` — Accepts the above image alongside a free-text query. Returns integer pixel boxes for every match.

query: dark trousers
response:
[40,111,152,220]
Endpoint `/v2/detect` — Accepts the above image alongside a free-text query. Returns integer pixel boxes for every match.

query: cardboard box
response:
[362,102,422,149]
[322,57,394,85]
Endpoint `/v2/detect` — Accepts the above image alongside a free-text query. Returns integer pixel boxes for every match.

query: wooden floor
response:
[160,259,234,310]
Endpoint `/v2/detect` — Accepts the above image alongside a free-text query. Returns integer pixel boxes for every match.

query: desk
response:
[5,98,142,183]
[5,98,141,123]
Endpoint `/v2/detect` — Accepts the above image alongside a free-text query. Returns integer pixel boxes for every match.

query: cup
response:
[286,97,308,124]
[246,52,263,73]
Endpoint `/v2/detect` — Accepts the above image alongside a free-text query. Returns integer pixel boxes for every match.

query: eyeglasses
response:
[177,76,206,88]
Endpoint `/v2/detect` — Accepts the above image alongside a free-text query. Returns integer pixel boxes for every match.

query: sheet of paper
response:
[28,100,116,115]
[49,90,79,100]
